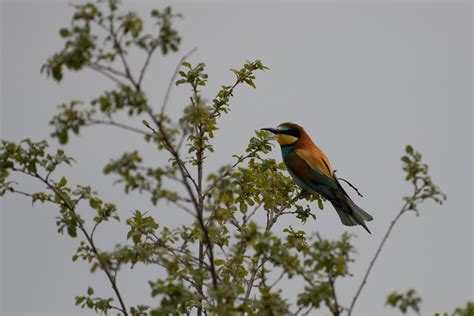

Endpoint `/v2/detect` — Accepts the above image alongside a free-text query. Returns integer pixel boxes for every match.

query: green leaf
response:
[87,287,94,295]
[89,198,102,209]
[58,176,67,187]
[57,130,68,144]
[59,28,70,38]
[75,296,85,305]
[67,226,77,238]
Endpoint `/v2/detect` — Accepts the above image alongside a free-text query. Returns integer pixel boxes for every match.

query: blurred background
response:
[1,1,472,315]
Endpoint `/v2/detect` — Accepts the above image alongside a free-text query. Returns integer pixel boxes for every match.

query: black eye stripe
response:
[280,129,300,137]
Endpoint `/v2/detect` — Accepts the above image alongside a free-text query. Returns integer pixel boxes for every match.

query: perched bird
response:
[261,122,373,234]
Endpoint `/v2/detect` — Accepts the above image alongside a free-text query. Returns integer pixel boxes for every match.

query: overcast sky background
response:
[1,1,472,315]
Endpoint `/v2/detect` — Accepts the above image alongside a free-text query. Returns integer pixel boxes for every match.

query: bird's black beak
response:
[261,128,280,134]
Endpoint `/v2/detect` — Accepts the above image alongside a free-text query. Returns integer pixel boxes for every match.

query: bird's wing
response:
[284,149,338,199]
[296,147,353,200]
[291,146,374,230]
[295,147,334,178]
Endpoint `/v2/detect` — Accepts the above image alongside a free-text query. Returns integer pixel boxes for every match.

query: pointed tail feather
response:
[333,176,373,230]
[333,200,373,234]
[346,198,373,222]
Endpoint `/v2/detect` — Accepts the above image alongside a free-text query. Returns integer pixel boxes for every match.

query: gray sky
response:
[1,1,472,315]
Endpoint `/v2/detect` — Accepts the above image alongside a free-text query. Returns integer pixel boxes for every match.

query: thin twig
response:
[347,201,409,315]
[6,187,54,204]
[294,306,305,316]
[338,177,363,197]
[302,306,314,316]
[348,172,433,315]
[90,222,100,241]
[86,64,127,87]
[88,62,128,79]
[210,78,242,118]
[137,38,160,88]
[203,150,259,198]
[243,201,264,225]
[333,170,363,197]
[142,121,198,194]
[269,271,285,289]
[266,193,302,230]
[160,48,198,115]
[88,119,150,136]
[34,173,128,315]
[109,12,138,89]
[170,200,196,218]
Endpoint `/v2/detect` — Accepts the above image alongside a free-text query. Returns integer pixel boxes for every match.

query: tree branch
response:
[241,192,301,309]
[33,173,129,315]
[108,10,138,89]
[142,118,219,293]
[329,275,341,316]
[5,186,55,204]
[137,41,159,88]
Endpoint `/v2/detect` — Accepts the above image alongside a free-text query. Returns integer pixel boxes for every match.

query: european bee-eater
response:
[262,122,373,234]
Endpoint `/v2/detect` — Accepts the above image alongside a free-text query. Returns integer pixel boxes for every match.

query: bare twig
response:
[86,64,127,87]
[137,38,161,88]
[161,48,197,115]
[170,200,196,218]
[90,222,100,241]
[243,201,264,225]
[347,200,411,315]
[302,306,315,316]
[269,271,285,289]
[333,170,363,197]
[88,119,150,136]
[88,62,128,79]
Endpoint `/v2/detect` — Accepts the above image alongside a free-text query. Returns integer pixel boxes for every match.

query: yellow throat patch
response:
[276,134,298,146]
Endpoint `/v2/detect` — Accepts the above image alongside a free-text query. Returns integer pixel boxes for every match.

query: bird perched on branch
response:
[261,122,373,234]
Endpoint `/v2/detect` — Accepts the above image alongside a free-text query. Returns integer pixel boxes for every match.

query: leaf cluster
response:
[401,145,446,214]
[41,1,181,83]
[103,151,180,205]
[75,287,114,314]
[386,289,422,315]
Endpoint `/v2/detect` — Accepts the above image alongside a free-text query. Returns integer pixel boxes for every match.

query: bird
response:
[261,122,373,234]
